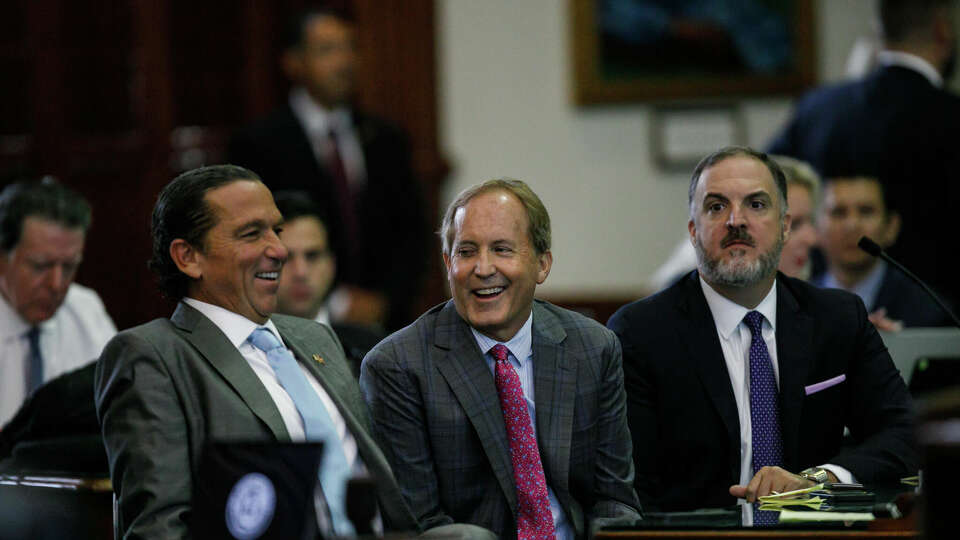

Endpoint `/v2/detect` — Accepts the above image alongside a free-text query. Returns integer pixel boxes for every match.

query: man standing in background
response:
[229,8,428,331]
[768,0,960,308]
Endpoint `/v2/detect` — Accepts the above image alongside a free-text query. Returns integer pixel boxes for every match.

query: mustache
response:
[721,228,756,248]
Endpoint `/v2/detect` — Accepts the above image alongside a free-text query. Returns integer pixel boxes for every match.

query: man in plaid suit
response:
[361,178,642,539]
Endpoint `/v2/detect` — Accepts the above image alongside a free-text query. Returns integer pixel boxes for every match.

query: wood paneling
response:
[0,1,448,330]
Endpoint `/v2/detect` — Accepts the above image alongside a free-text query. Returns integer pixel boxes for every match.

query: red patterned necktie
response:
[490,343,556,539]
[324,129,360,271]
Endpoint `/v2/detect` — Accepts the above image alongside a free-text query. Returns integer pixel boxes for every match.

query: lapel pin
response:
[312,354,324,364]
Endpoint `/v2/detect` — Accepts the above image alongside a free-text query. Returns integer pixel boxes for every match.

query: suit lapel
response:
[277,317,414,530]
[683,274,741,482]
[281,321,380,460]
[774,278,813,471]
[433,301,518,512]
[282,322,355,416]
[171,303,289,441]
[531,301,574,495]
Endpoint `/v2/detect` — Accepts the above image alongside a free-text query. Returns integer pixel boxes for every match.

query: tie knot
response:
[26,326,41,343]
[248,327,283,353]
[744,311,765,333]
[490,343,510,363]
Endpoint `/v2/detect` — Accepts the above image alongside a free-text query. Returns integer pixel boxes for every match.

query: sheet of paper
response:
[758,483,825,502]
[778,509,875,523]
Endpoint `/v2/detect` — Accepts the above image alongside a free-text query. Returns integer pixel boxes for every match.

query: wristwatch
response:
[799,467,830,484]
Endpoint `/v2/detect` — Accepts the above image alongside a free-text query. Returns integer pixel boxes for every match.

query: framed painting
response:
[571,0,815,104]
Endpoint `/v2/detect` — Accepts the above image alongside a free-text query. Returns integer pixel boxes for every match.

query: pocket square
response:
[805,374,846,395]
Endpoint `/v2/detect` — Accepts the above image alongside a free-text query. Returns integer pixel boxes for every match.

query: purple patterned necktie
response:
[744,311,783,526]
[744,311,783,473]
[491,344,556,540]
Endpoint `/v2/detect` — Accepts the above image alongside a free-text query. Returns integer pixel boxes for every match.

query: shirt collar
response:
[183,298,283,348]
[288,86,352,136]
[877,50,943,88]
[699,275,778,340]
[0,288,63,341]
[470,311,534,365]
[820,260,887,311]
[313,305,331,326]
[0,292,29,341]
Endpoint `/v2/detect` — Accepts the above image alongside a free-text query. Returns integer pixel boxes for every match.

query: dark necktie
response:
[490,344,555,539]
[325,129,360,273]
[247,327,354,537]
[743,311,783,526]
[26,326,44,394]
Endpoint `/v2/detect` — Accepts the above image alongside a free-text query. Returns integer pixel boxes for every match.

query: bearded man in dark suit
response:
[608,148,916,523]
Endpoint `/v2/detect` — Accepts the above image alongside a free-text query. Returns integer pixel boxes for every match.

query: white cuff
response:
[819,464,856,484]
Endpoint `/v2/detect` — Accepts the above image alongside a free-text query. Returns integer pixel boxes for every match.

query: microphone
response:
[857,236,960,329]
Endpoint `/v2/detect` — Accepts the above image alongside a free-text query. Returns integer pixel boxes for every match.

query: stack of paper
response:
[753,483,878,522]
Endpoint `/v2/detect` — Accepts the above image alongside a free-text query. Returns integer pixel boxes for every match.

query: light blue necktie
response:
[248,327,355,537]
[26,327,44,394]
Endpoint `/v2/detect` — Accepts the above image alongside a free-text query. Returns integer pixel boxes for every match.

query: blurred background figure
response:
[230,8,428,331]
[0,179,115,426]
[273,190,384,375]
[767,0,960,310]
[768,156,819,280]
[648,154,821,291]
[812,176,952,329]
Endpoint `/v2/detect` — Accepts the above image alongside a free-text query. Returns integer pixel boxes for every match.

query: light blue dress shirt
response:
[816,260,887,312]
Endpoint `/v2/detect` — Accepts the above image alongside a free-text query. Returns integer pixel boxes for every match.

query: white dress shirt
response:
[876,50,943,88]
[699,277,854,524]
[182,298,358,468]
[470,312,572,540]
[0,283,116,426]
[289,87,367,190]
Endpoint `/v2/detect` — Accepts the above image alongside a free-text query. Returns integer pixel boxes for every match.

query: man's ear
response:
[536,251,553,284]
[169,239,202,280]
[882,212,902,247]
[688,219,697,246]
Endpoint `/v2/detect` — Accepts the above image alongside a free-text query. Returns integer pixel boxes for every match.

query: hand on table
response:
[729,466,838,503]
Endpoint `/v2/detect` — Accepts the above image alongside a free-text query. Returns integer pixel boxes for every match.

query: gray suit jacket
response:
[360,299,642,539]
[95,302,416,539]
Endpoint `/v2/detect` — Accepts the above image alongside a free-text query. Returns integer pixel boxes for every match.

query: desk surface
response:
[597,531,915,539]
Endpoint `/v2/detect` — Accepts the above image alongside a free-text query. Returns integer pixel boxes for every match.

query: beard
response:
[695,228,784,288]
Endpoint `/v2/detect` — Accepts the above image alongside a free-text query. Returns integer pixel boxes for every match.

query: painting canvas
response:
[572,0,815,104]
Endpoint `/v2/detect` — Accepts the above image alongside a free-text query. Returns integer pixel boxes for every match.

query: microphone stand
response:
[857,236,960,330]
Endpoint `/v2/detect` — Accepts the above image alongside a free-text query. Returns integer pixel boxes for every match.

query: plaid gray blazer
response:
[360,299,641,539]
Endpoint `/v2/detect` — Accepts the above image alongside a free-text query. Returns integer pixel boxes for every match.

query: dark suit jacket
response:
[768,65,960,309]
[94,303,416,539]
[228,105,428,330]
[607,272,917,512]
[360,300,642,539]
[812,264,953,328]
